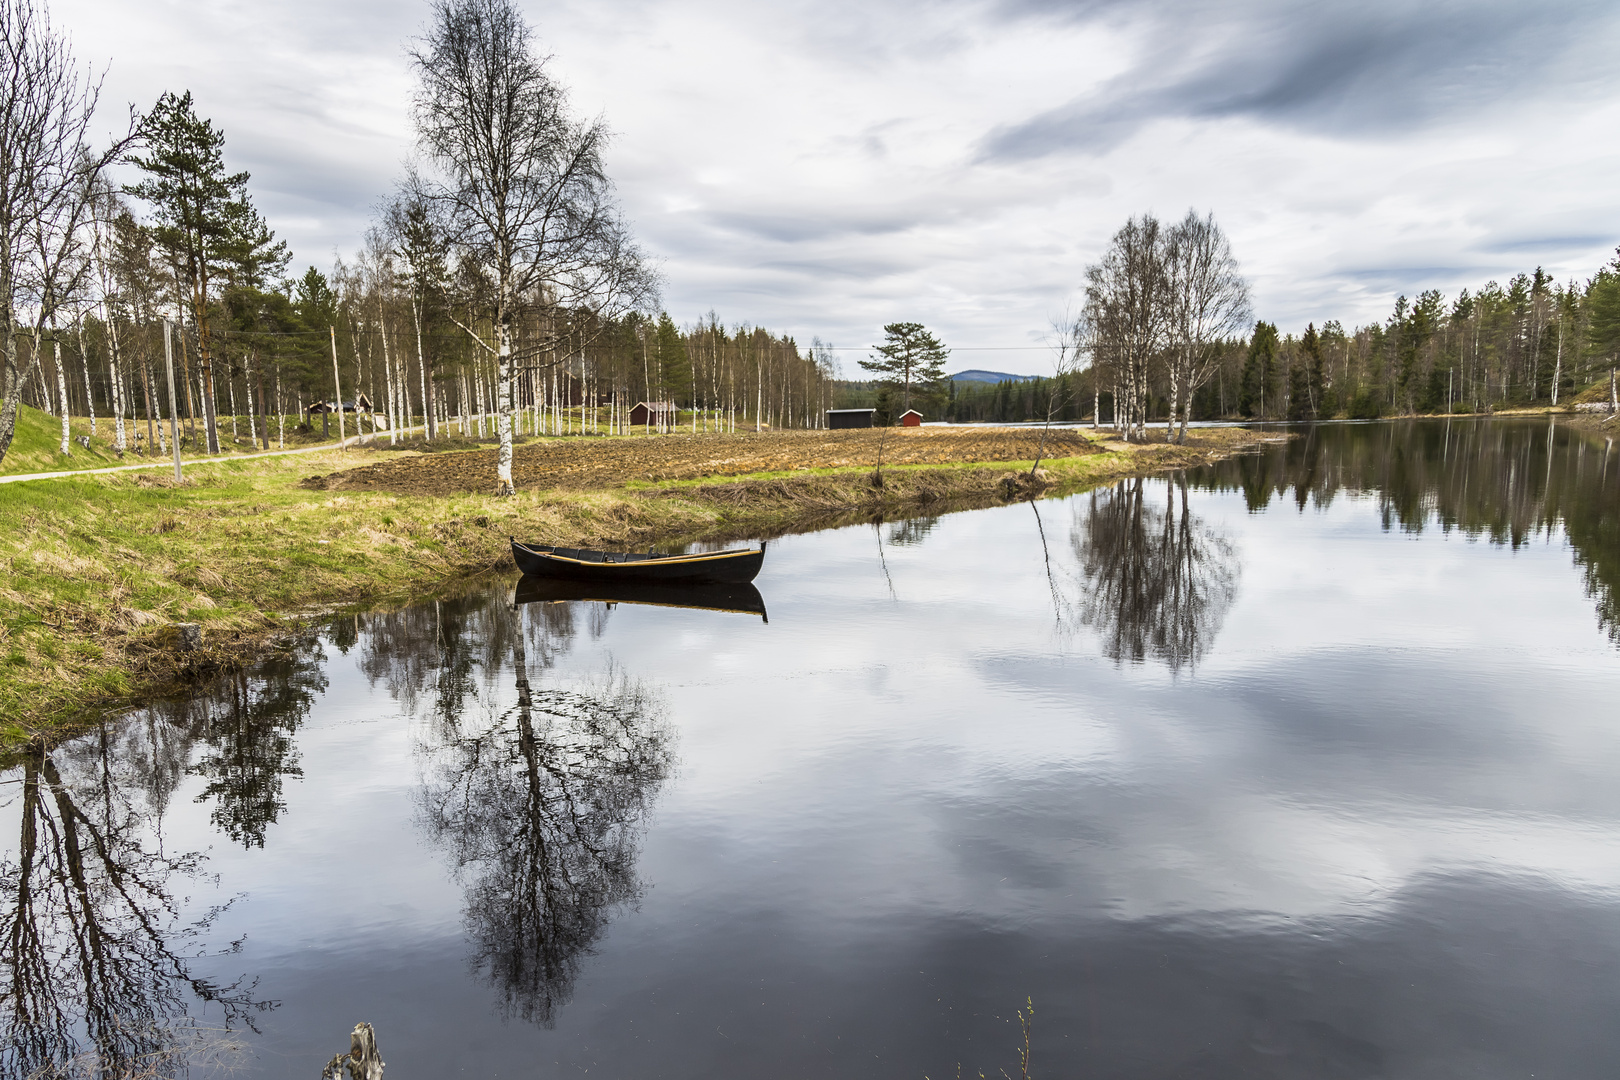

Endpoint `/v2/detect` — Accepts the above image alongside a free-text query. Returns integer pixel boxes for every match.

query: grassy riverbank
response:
[1,425,1273,746]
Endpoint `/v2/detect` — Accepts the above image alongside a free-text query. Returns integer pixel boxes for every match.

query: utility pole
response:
[163,319,182,482]
[331,326,347,450]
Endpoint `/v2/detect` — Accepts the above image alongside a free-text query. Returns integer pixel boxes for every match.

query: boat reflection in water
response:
[514,575,769,622]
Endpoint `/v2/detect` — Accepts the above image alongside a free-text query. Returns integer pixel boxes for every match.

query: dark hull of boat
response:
[511,540,765,584]
[515,576,767,620]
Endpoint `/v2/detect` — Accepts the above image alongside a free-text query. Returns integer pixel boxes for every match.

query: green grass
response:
[0,445,759,734]
[0,403,357,475]
[2,403,131,473]
[0,426,1266,743]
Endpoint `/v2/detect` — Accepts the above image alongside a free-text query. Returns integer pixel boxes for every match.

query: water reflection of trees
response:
[356,589,610,737]
[187,645,328,848]
[0,636,325,1076]
[1069,475,1240,671]
[886,514,941,547]
[412,602,671,1026]
[0,739,268,1078]
[1197,420,1620,645]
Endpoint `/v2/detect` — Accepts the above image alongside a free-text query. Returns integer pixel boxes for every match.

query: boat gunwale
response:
[512,541,762,567]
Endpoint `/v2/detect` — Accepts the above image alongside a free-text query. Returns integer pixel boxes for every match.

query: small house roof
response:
[899,409,923,417]
[826,408,877,414]
[633,400,678,410]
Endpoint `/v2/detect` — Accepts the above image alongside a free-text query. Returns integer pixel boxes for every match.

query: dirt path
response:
[0,429,392,485]
[304,427,1106,496]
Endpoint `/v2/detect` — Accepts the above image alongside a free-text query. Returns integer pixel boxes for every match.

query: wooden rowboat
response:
[515,576,768,620]
[510,539,766,584]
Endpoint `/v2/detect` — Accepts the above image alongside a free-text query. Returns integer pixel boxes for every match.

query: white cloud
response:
[56,0,1620,372]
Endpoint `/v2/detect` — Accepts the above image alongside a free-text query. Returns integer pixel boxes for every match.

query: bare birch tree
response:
[1084,215,1167,442]
[409,0,653,495]
[1030,307,1086,478]
[1163,210,1250,444]
[0,0,134,465]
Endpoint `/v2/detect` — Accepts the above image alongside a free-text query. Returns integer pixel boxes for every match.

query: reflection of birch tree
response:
[417,607,670,1026]
[0,744,266,1079]
[1071,475,1239,671]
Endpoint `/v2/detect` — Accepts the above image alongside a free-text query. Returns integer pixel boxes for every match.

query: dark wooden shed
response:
[826,408,876,429]
[899,409,923,427]
[630,401,677,426]
[307,394,372,415]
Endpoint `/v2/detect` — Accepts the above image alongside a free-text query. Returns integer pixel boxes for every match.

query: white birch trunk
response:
[380,313,399,446]
[245,358,257,447]
[76,319,96,436]
[414,299,435,440]
[1551,318,1564,407]
[52,317,70,454]
[495,286,515,494]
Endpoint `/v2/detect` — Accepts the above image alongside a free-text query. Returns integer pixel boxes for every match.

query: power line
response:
[819,345,1054,351]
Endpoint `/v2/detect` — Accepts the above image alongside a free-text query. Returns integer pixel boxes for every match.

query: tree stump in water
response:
[322,1022,384,1080]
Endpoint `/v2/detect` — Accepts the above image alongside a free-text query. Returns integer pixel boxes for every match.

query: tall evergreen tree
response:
[1587,248,1620,373]
[125,91,255,454]
[860,322,948,411]
[1238,321,1278,418]
[1300,322,1324,418]
[653,312,690,405]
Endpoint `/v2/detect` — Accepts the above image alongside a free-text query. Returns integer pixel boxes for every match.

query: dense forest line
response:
[1190,257,1620,421]
[13,258,841,455]
[832,251,1620,427]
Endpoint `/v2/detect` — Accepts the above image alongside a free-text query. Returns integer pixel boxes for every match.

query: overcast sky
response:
[57,0,1620,374]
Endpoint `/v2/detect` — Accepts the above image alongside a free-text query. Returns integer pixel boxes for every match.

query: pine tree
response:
[1588,248,1620,371]
[1300,322,1324,418]
[859,322,948,411]
[1238,321,1278,418]
[125,91,255,455]
[654,313,691,407]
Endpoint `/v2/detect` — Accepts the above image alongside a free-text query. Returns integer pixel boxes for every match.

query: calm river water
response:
[6,418,1620,1079]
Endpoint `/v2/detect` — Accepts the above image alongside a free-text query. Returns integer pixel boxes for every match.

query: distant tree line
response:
[1087,248,1620,425]
[851,231,1620,429]
[1209,254,1620,420]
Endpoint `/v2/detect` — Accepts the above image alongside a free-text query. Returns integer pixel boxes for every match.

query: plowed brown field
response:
[305,427,1104,496]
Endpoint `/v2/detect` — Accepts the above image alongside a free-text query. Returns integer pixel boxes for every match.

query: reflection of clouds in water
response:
[942,644,1620,923]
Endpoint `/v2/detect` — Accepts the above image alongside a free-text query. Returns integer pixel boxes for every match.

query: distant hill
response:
[948,369,1037,384]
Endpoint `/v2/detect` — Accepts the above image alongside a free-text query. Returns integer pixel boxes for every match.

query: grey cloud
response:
[1330,264,1483,283]
[980,0,1620,160]
[702,207,923,245]
[1479,233,1618,257]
